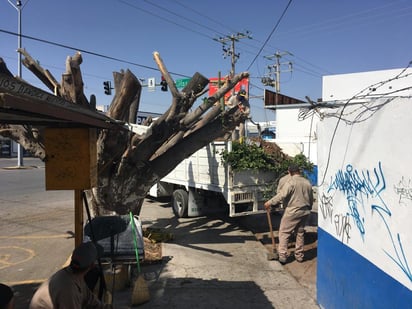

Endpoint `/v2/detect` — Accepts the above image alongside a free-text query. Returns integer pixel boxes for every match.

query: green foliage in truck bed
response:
[221,141,313,175]
[221,141,277,171]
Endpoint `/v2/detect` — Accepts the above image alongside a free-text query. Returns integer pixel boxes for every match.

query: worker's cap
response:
[0,283,14,307]
[238,89,247,97]
[288,164,300,173]
[70,241,101,270]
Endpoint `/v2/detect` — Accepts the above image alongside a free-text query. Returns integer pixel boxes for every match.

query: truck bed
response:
[153,141,277,217]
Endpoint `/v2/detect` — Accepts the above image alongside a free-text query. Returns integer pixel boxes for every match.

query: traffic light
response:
[103,81,112,95]
[160,76,168,92]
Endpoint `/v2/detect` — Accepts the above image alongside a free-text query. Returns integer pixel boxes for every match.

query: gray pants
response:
[278,213,309,259]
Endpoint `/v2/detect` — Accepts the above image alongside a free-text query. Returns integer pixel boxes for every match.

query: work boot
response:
[295,255,304,263]
[279,255,287,264]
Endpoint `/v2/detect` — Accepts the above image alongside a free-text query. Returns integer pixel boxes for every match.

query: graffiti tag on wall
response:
[320,162,412,282]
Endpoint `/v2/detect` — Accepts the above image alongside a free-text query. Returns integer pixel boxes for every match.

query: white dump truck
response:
[149,140,277,218]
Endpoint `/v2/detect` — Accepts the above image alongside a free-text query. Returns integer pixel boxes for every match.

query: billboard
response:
[208,77,249,101]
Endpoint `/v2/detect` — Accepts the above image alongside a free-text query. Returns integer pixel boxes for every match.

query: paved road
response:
[0,157,318,308]
[0,158,75,307]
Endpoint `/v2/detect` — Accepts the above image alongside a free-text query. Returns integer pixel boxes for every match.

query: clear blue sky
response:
[1,0,411,123]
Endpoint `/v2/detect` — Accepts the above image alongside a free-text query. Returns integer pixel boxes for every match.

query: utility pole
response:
[214,31,252,79]
[214,32,252,142]
[263,51,293,93]
[8,0,24,167]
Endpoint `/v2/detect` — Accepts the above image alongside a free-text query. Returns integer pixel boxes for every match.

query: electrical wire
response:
[143,0,228,38]
[0,28,190,78]
[117,0,326,88]
[170,0,237,34]
[246,0,293,71]
[275,2,412,41]
[118,0,215,40]
[293,66,323,79]
[119,0,326,81]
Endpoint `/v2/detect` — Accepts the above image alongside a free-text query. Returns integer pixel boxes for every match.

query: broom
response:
[129,212,150,305]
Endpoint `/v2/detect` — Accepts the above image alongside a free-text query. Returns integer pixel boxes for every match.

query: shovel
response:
[266,208,279,260]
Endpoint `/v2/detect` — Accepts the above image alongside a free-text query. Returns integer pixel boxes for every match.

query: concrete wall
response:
[317,68,412,308]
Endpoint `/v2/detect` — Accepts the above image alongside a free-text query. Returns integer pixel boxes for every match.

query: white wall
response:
[322,67,412,101]
[317,67,412,308]
[318,96,412,289]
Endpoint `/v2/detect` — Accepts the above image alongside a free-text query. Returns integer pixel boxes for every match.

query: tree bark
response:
[0,51,250,215]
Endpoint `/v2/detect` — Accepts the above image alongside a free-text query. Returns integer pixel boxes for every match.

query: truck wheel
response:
[172,189,188,218]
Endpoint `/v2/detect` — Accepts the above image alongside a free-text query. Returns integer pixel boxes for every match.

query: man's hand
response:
[264,201,271,210]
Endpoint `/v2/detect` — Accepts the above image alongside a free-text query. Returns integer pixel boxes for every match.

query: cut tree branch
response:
[18,48,60,95]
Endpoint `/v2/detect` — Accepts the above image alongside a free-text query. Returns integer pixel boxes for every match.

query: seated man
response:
[30,242,112,309]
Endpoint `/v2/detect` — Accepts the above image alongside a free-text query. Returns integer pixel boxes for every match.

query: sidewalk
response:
[0,156,44,169]
[111,199,319,309]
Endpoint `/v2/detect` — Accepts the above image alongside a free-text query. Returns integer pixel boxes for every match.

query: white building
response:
[264,90,319,165]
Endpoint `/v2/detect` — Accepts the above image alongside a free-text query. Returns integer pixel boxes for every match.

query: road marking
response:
[0,246,35,270]
[0,234,71,239]
[3,279,47,285]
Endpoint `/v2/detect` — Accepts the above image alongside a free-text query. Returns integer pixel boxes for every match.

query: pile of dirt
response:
[143,237,162,263]
[253,138,290,160]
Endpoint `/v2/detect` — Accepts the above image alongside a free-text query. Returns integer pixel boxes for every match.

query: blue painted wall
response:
[317,228,412,309]
[303,165,317,186]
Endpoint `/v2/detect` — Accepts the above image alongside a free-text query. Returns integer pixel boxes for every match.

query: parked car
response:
[1,142,10,157]
[261,128,276,140]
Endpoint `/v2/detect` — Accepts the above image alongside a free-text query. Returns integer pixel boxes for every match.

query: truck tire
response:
[172,189,188,218]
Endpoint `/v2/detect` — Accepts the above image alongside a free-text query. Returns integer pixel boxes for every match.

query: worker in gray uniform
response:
[264,164,313,264]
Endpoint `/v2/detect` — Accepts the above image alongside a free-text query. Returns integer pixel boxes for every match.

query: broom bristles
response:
[131,274,150,305]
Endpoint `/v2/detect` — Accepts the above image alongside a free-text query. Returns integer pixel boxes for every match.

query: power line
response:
[119,0,299,77]
[0,28,190,78]
[170,0,237,34]
[246,0,293,71]
[293,67,322,79]
[118,0,215,40]
[276,2,412,40]
[117,0,325,84]
[143,0,228,38]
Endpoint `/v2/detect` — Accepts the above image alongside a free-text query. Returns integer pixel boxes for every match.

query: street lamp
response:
[8,0,24,167]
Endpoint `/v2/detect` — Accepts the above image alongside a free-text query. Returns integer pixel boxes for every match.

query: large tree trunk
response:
[0,51,250,215]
